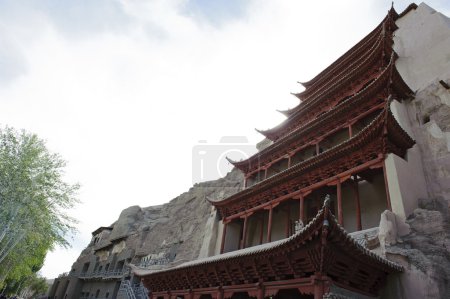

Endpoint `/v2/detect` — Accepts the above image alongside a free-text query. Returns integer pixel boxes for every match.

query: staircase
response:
[134,282,149,299]
[118,280,148,299]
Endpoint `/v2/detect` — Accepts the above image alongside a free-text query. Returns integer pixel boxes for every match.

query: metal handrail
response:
[139,257,170,268]
[78,268,128,279]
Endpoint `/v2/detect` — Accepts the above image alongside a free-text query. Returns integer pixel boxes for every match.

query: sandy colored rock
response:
[381,201,450,299]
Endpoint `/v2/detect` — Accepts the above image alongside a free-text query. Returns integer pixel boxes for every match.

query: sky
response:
[0,0,449,279]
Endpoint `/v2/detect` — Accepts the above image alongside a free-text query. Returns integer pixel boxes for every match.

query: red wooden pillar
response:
[352,177,362,231]
[315,142,320,155]
[348,124,353,138]
[313,277,325,299]
[220,220,228,254]
[264,167,268,180]
[337,180,343,226]
[299,195,305,223]
[217,289,224,299]
[257,285,265,299]
[259,217,264,245]
[243,176,248,188]
[285,207,291,238]
[241,215,248,249]
[382,160,392,211]
[287,155,292,168]
[267,206,273,243]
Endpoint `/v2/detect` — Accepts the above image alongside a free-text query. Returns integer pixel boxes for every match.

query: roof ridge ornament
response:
[323,194,331,224]
[323,194,331,208]
[225,156,237,165]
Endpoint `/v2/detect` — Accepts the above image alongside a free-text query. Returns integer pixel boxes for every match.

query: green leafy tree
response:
[2,272,48,298]
[28,274,49,298]
[0,127,79,287]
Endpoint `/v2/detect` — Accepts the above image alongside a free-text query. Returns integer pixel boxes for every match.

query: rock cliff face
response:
[78,168,243,268]
[381,197,450,299]
[132,168,243,264]
[381,79,450,299]
[381,5,450,296]
[409,82,450,201]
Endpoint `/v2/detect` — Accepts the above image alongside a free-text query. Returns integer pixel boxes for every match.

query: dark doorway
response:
[112,281,121,298]
[274,289,313,299]
[231,292,250,299]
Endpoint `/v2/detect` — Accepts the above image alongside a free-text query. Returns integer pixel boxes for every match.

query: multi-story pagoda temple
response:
[135,3,426,299]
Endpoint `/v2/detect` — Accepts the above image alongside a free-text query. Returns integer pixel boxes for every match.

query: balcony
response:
[78,268,129,280]
[139,257,170,268]
[104,269,129,278]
